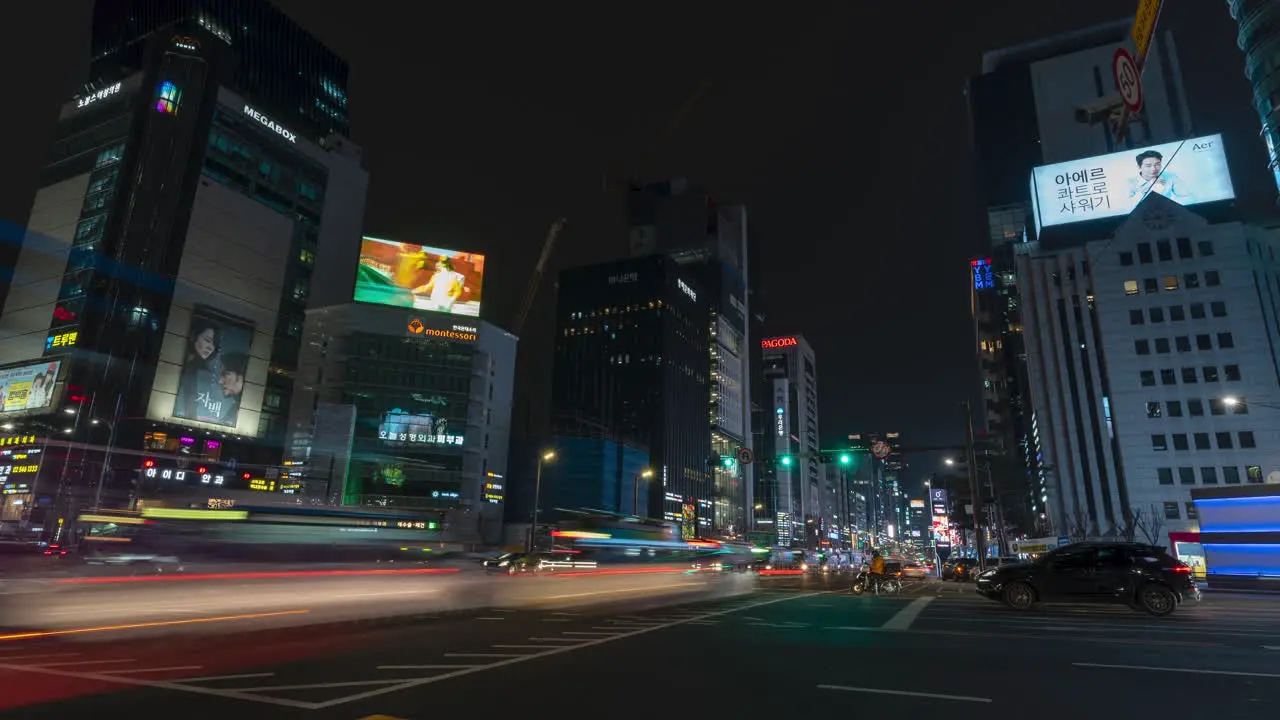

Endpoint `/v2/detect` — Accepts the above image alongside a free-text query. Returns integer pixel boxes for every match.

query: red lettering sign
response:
[761,337,798,349]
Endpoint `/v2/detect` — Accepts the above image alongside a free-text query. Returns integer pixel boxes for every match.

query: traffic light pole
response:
[963,401,986,572]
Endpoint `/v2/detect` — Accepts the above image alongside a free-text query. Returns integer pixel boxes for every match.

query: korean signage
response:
[970,258,994,291]
[677,279,698,303]
[143,465,229,487]
[0,446,41,494]
[249,478,276,492]
[0,361,61,414]
[909,499,926,509]
[1131,0,1164,67]
[242,104,297,143]
[761,337,798,349]
[45,329,78,353]
[608,271,638,285]
[484,472,504,503]
[0,435,38,447]
[406,317,478,344]
[378,410,464,446]
[76,82,121,109]
[1030,134,1234,231]
[1010,536,1072,554]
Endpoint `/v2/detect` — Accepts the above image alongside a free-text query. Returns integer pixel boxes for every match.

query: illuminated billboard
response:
[0,360,61,414]
[761,336,798,349]
[1030,134,1234,230]
[171,306,254,428]
[355,237,485,318]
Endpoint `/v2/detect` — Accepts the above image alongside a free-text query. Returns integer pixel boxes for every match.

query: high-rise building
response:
[756,335,819,547]
[284,299,515,544]
[1017,192,1280,538]
[0,0,365,534]
[549,255,712,538]
[1227,0,1280,196]
[626,179,753,536]
[967,21,1195,536]
[848,432,905,545]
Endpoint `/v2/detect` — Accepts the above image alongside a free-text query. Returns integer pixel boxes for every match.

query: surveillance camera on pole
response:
[1074,93,1127,127]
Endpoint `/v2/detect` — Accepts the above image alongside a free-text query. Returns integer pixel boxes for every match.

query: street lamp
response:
[634,468,654,518]
[528,450,556,553]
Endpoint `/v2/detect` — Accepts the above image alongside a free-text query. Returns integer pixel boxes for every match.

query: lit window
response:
[1123,280,1139,296]
[155,81,182,114]
[1163,275,1179,291]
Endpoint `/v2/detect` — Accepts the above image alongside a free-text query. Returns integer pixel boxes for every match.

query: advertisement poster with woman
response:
[353,237,485,317]
[172,306,254,428]
[0,361,61,413]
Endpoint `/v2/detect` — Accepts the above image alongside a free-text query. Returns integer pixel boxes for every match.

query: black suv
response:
[975,541,1200,616]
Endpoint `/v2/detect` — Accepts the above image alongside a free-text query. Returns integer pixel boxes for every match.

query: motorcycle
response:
[850,570,901,596]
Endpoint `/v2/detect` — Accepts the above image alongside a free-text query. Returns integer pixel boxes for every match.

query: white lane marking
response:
[741,616,764,621]
[377,665,478,670]
[526,637,585,643]
[561,631,619,636]
[686,621,718,625]
[818,684,992,703]
[100,665,203,675]
[31,658,136,668]
[443,653,524,658]
[592,625,647,630]
[308,590,818,709]
[182,672,276,683]
[881,597,934,630]
[1264,646,1280,650]
[826,626,882,632]
[540,618,572,622]
[232,679,413,692]
[475,617,505,621]
[549,612,580,616]
[1074,662,1280,679]
[540,583,695,601]
[0,653,80,662]
[492,645,562,650]
[0,663,318,709]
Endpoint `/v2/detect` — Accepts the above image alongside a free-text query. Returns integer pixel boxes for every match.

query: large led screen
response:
[171,306,254,428]
[1031,134,1234,230]
[355,238,485,317]
[0,360,61,413]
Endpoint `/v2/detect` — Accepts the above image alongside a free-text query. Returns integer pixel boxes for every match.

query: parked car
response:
[941,558,981,581]
[975,541,1199,616]
[901,562,930,579]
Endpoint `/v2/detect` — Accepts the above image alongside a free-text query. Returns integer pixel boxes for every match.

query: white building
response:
[1019,194,1280,537]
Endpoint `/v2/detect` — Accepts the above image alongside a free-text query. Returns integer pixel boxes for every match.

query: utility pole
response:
[963,401,986,571]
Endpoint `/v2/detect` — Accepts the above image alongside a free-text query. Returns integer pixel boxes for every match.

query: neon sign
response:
[242,104,297,143]
[761,337,798,349]
[971,258,994,291]
[77,82,121,109]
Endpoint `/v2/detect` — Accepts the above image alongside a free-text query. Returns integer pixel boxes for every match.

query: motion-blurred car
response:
[976,541,1199,616]
[505,551,598,574]
[901,562,929,579]
[941,558,981,581]
[483,552,526,573]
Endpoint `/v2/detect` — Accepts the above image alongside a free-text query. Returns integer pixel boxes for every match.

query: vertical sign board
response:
[1114,0,1164,143]
[1131,0,1164,67]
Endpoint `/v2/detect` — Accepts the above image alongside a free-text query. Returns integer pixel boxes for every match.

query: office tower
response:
[549,255,711,538]
[626,179,753,536]
[848,432,905,545]
[0,0,366,535]
[1226,0,1280,196]
[757,335,819,548]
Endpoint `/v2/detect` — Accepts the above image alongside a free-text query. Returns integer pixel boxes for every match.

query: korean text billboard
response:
[355,237,485,318]
[171,306,254,428]
[1031,134,1234,230]
[0,361,60,414]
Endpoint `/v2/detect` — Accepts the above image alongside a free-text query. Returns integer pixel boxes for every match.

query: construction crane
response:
[511,217,566,337]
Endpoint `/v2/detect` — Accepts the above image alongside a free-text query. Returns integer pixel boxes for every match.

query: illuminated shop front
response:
[1191,484,1280,590]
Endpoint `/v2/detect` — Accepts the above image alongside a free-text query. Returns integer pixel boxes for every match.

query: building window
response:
[1163,502,1181,520]
[1135,340,1151,355]
[1160,368,1177,385]
[1231,398,1249,415]
[1185,502,1198,520]
[1203,366,1219,382]
[1184,273,1200,289]
[1247,465,1263,483]
[1168,305,1185,321]
[1209,398,1226,416]
[1172,434,1189,451]
[1176,237,1193,259]
[1144,278,1159,294]
[155,80,182,114]
[1138,243,1153,263]
[1196,334,1212,350]
[1217,332,1234,349]
[1140,370,1156,386]
[1124,279,1140,296]
[1239,431,1257,448]
[1157,467,1174,485]
[1181,367,1197,383]
[1146,401,1162,418]
[1119,251,1134,266]
[1151,434,1168,451]
[1197,240,1214,257]
[1157,239,1173,261]
[1150,307,1165,323]
[1155,338,1171,353]
[1178,466,1195,484]
[1187,399,1205,416]
[1210,301,1227,318]
[1224,364,1242,381]
[1194,432,1210,450]
[1223,466,1241,484]
[1130,309,1145,325]
[1215,431,1233,449]
[1175,336,1191,352]
[1205,270,1221,286]
[1200,466,1218,484]
[1163,275,1179,291]
[1190,302,1206,319]
[1166,400,1183,417]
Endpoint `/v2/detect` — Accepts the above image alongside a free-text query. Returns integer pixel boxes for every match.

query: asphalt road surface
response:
[1,577,1277,718]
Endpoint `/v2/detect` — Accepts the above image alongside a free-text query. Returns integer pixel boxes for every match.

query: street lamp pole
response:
[528,450,555,553]
[634,468,654,518]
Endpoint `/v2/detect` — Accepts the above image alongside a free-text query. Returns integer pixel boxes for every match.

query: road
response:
[1,576,1277,717]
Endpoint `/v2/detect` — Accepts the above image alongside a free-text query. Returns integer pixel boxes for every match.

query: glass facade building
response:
[1227,0,1280,195]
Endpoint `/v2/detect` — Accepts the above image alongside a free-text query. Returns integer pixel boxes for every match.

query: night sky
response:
[0,2,1260,492]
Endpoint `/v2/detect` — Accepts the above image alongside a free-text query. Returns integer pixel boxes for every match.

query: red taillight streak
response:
[1173,566,1192,573]
[53,567,461,584]
[758,569,804,576]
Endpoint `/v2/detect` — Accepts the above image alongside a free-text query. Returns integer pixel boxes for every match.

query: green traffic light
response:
[723,456,734,468]
[839,453,852,465]
[780,456,793,466]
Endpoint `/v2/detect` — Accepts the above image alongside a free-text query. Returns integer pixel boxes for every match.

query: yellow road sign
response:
[1131,0,1164,67]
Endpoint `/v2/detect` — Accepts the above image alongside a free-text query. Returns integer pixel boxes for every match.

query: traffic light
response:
[780,455,793,467]
[722,456,735,468]
[839,453,852,466]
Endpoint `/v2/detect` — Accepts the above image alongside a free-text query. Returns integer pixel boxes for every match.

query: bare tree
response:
[1065,507,1090,542]
[1118,507,1141,543]
[1135,503,1166,545]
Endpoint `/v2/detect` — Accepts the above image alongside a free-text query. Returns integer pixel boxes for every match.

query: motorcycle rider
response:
[867,550,886,595]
